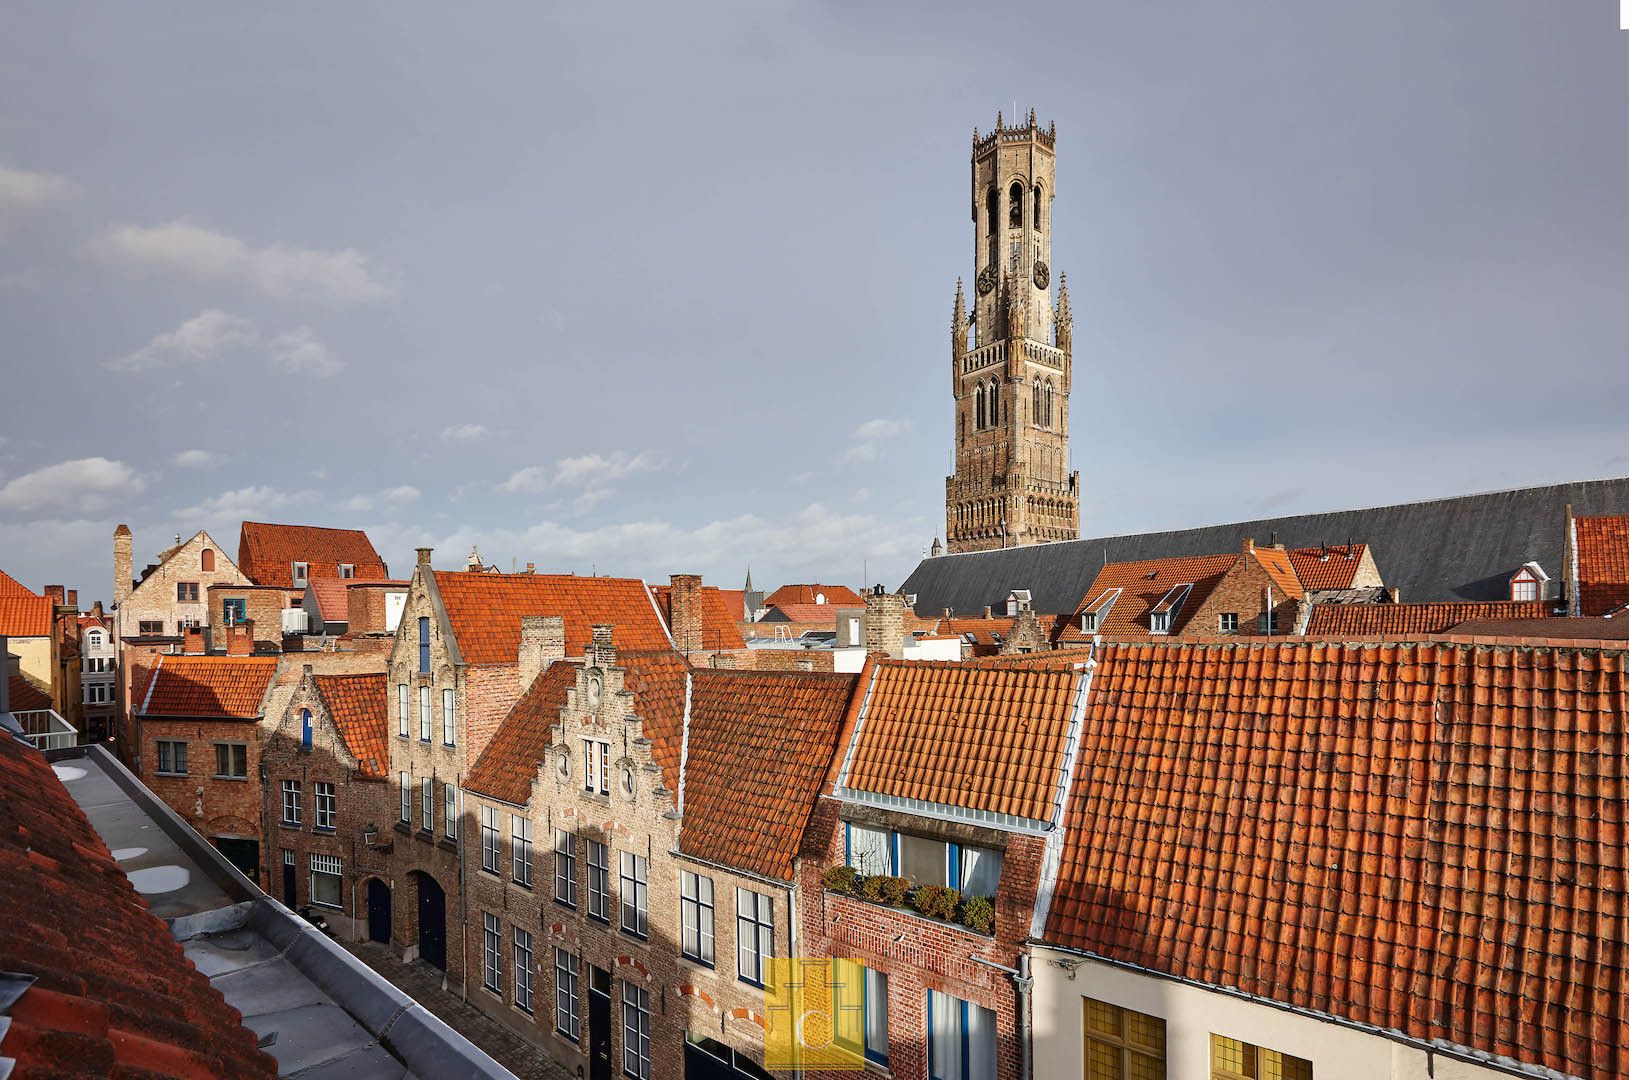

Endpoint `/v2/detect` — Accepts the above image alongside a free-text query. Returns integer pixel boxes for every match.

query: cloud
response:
[842,417,911,465]
[0,457,143,516]
[92,219,391,304]
[0,165,76,234]
[173,449,225,469]
[178,484,311,520]
[498,450,669,495]
[107,310,257,372]
[270,328,343,377]
[440,424,491,443]
[345,485,421,512]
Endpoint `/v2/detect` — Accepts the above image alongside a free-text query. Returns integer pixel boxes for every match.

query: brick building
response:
[236,520,390,588]
[205,582,299,649]
[113,525,251,641]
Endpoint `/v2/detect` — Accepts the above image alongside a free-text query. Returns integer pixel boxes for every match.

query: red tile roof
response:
[309,579,351,623]
[313,673,389,779]
[0,567,38,596]
[1251,545,1305,600]
[1287,543,1368,590]
[432,572,671,665]
[619,650,689,798]
[1047,639,1629,1080]
[464,662,579,805]
[8,672,52,712]
[840,660,1084,822]
[679,669,858,881]
[1441,616,1629,642]
[136,655,278,719]
[0,594,53,638]
[758,603,845,626]
[1577,514,1629,615]
[0,737,277,1078]
[931,616,1016,649]
[1062,553,1239,640]
[648,584,749,650]
[237,521,387,588]
[1306,600,1552,636]
[762,584,864,609]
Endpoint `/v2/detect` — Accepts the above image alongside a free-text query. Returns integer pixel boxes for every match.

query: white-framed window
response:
[399,772,410,823]
[84,656,110,674]
[213,742,248,779]
[481,806,500,873]
[291,561,309,586]
[307,781,333,829]
[1218,612,1239,633]
[1150,611,1171,634]
[338,563,355,579]
[482,912,501,992]
[84,682,111,704]
[156,739,187,775]
[86,629,103,648]
[928,991,996,1080]
[514,927,534,1014]
[621,981,651,1080]
[736,888,774,986]
[421,777,434,832]
[310,853,342,909]
[512,814,533,887]
[1512,576,1539,602]
[419,685,432,741]
[848,827,1003,897]
[587,839,610,922]
[680,871,715,966]
[555,947,580,1040]
[554,830,576,906]
[1080,612,1097,632]
[583,739,610,795]
[398,683,408,738]
[441,687,456,746]
[444,783,458,839]
[281,779,302,825]
[619,851,648,938]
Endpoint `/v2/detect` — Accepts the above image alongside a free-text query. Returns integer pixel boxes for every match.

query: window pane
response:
[899,834,948,886]
[846,825,891,876]
[960,845,1003,897]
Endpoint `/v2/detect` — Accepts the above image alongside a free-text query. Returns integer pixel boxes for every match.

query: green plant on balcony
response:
[823,864,860,895]
[960,895,996,935]
[911,884,960,921]
[828,863,996,935]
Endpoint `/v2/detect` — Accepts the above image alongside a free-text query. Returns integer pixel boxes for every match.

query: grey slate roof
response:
[900,476,1629,616]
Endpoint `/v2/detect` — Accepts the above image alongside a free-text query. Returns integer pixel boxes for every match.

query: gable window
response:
[338,563,354,579]
[421,777,434,832]
[310,853,342,909]
[735,888,774,987]
[680,871,715,966]
[442,687,456,746]
[291,562,309,587]
[928,991,996,1080]
[482,912,502,993]
[513,928,534,1014]
[1149,611,1171,634]
[177,582,199,602]
[553,830,576,905]
[314,782,335,830]
[555,948,580,1040]
[213,742,248,779]
[419,686,432,741]
[200,548,215,572]
[481,806,500,872]
[621,982,652,1080]
[1084,997,1165,1080]
[300,707,313,749]
[583,739,611,796]
[222,598,246,626]
[444,784,458,839]
[1080,612,1097,632]
[281,780,302,825]
[1211,1034,1311,1080]
[1218,612,1239,634]
[619,852,648,938]
[399,772,409,822]
[139,619,164,635]
[397,683,408,737]
[512,814,533,887]
[86,629,103,648]
[418,616,431,673]
[587,839,610,922]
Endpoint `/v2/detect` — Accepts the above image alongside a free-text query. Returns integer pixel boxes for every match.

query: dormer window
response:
[291,561,309,586]
[1150,611,1171,635]
[338,563,355,579]
[1080,612,1097,633]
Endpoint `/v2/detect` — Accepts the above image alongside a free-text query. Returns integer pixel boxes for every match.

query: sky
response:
[2,1,1627,604]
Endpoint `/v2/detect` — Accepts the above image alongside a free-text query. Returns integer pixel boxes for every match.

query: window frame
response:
[281,779,302,826]
[444,783,458,839]
[512,814,534,888]
[554,829,577,907]
[619,851,648,939]
[735,887,774,987]
[212,741,247,779]
[418,616,431,673]
[1210,1033,1313,1080]
[583,738,611,796]
[621,981,651,1080]
[399,772,410,823]
[309,853,342,909]
[419,685,432,742]
[176,581,199,603]
[314,781,335,830]
[1218,612,1239,634]
[138,619,165,635]
[222,597,246,626]
[156,739,187,775]
[514,927,535,1014]
[441,686,456,746]
[291,561,309,587]
[555,947,580,1040]
[397,683,409,738]
[482,912,502,993]
[1082,996,1166,1080]
[587,839,610,923]
[421,777,434,833]
[680,870,715,966]
[481,806,501,873]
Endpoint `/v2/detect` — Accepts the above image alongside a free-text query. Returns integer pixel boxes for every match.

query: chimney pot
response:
[668,574,703,655]
[1242,537,1255,553]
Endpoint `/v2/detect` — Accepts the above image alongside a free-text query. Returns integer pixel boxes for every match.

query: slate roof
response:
[902,476,1629,614]
[763,584,864,609]
[136,655,278,719]
[758,603,843,626]
[1288,543,1368,590]
[678,669,858,881]
[648,584,748,650]
[0,567,37,596]
[0,594,53,638]
[464,662,579,805]
[238,521,388,588]
[1576,514,1629,615]
[1045,639,1629,1080]
[0,734,277,1077]
[1306,600,1553,636]
[433,572,672,665]
[313,673,389,779]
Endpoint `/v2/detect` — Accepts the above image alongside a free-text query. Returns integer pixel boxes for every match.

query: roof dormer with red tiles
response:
[237,521,388,589]
[1570,510,1629,615]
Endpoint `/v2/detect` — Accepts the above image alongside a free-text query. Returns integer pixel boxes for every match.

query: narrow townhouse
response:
[79,604,117,743]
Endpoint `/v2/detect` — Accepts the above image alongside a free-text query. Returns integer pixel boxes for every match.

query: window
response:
[553,830,576,905]
[587,839,610,922]
[222,598,246,626]
[680,871,715,965]
[418,616,431,673]
[975,383,985,429]
[280,780,301,824]
[444,784,458,839]
[1512,576,1538,602]
[442,687,456,746]
[338,563,355,579]
[514,928,534,1014]
[400,772,409,823]
[200,548,215,572]
[512,815,533,887]
[419,685,431,741]
[619,852,648,938]
[621,982,651,1080]
[835,966,890,1067]
[736,888,774,986]
[314,782,335,830]
[139,619,164,635]
[554,948,580,1039]
[985,187,997,234]
[1211,1034,1311,1080]
[213,742,247,779]
[895,833,1003,896]
[300,707,313,749]
[584,739,610,796]
[1150,611,1171,634]
[1081,612,1097,633]
[86,630,103,649]
[422,777,434,832]
[1044,380,1054,427]
[988,379,1000,424]
[483,912,502,993]
[928,991,996,1080]
[1083,997,1166,1080]
[291,561,309,586]
[845,824,892,876]
[397,683,408,737]
[177,582,199,602]
[1219,612,1239,634]
[84,682,111,704]
[1258,612,1274,635]
[310,853,342,908]
[1034,182,1044,230]
[1008,180,1023,228]
[1032,380,1042,425]
[481,806,500,872]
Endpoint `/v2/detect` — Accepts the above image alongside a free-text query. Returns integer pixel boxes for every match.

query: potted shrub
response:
[876,875,911,907]
[823,865,860,895]
[912,884,961,921]
[960,895,995,935]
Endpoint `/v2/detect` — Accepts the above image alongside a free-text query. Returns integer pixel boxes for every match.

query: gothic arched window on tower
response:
[975,383,986,429]
[1009,181,1023,229]
[1044,380,1055,428]
[986,188,998,233]
[989,379,1001,425]
[1034,183,1044,231]
[1032,381,1041,425]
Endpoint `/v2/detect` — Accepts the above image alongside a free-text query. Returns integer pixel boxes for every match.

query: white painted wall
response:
[384,590,407,632]
[904,637,962,662]
[1031,947,1514,1080]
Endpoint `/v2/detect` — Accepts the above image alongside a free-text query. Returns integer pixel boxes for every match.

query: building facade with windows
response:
[113,524,252,642]
[78,607,117,742]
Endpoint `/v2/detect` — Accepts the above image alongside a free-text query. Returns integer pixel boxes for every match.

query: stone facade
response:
[79,614,117,743]
[114,526,251,640]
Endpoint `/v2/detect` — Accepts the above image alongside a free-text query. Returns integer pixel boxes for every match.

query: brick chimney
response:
[416,547,433,573]
[114,524,133,606]
[227,620,254,656]
[44,585,65,606]
[66,589,78,610]
[183,626,206,655]
[590,624,616,668]
[519,615,566,690]
[668,574,702,654]
[863,587,907,659]
[1242,537,1255,555]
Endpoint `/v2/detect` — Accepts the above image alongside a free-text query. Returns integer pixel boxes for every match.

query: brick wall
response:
[1187,548,1301,638]
[137,716,264,853]
[116,530,249,640]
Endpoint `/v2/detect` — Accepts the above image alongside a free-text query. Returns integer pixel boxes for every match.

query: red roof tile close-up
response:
[757,602,847,627]
[618,650,689,797]
[432,571,671,665]
[464,662,579,805]
[136,655,278,719]
[1576,513,1629,615]
[8,672,52,712]
[0,567,39,597]
[1306,600,1552,636]
[0,736,278,1078]
[648,584,748,650]
[0,594,54,638]
[237,521,388,588]
[1287,543,1369,590]
[312,672,389,779]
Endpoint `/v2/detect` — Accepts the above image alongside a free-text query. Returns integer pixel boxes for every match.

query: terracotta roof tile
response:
[931,616,1017,647]
[0,736,277,1077]
[8,672,52,712]
[433,572,671,665]
[1250,546,1304,600]
[136,655,278,719]
[1577,514,1629,615]
[1287,543,1368,590]
[763,584,864,609]
[309,579,351,622]
[1306,600,1552,636]
[1441,616,1629,641]
[679,669,858,880]
[618,650,689,798]
[0,594,53,638]
[1046,639,1629,1080]
[0,567,38,597]
[758,603,844,626]
[237,521,387,588]
[841,660,1083,822]
[1062,553,1239,639]
[464,662,579,805]
[648,584,748,650]
[313,672,389,779]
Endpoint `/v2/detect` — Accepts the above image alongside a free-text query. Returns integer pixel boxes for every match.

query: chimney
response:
[228,620,254,656]
[90,601,104,619]
[668,574,703,655]
[44,585,65,606]
[114,524,134,606]
[590,623,616,667]
[519,615,566,690]
[66,589,78,610]
[983,606,992,619]
[416,547,433,572]
[1242,537,1255,554]
[863,587,907,659]
[183,626,206,655]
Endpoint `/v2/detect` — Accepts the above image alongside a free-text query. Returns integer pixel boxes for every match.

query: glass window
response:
[315,782,335,829]
[421,777,433,832]
[555,948,580,1040]
[512,814,533,887]
[587,839,610,922]
[1512,577,1538,602]
[300,707,313,749]
[292,561,309,586]
[176,582,199,602]
[554,830,577,906]
[281,779,301,825]
[338,563,354,579]
[845,824,892,876]
[1150,611,1171,634]
[481,806,500,873]
[419,685,431,741]
[397,683,408,737]
[1219,612,1239,633]
[482,912,501,992]
[1258,612,1273,635]
[584,739,610,795]
[736,888,774,986]
[514,927,534,1013]
[836,966,890,1067]
[213,742,247,779]
[621,982,651,1080]
[899,834,948,886]
[619,852,648,938]
[444,783,458,839]
[156,739,187,775]
[418,616,430,673]
[928,991,996,1080]
[1211,1034,1312,1080]
[310,853,342,908]
[399,772,409,822]
[680,871,714,965]
[1084,997,1166,1080]
[442,687,456,746]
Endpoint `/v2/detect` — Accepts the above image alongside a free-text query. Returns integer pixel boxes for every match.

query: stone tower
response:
[944,111,1080,554]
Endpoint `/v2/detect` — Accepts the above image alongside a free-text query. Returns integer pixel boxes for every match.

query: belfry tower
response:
[944,111,1080,554]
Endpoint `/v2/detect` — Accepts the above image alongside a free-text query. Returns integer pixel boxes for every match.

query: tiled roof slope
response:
[0,735,277,1077]
[137,655,278,718]
[1307,600,1552,636]
[619,650,689,798]
[1577,514,1629,615]
[1252,546,1305,600]
[1443,617,1629,642]
[648,584,748,650]
[1062,553,1238,640]
[1288,543,1368,590]
[758,603,844,626]
[902,476,1629,613]
[464,662,579,805]
[238,521,387,588]
[680,669,858,881]
[313,673,389,779]
[0,567,37,596]
[8,672,52,712]
[309,578,351,623]
[1047,640,1629,1080]
[763,584,864,609]
[841,660,1082,823]
[432,572,671,665]
[0,594,53,637]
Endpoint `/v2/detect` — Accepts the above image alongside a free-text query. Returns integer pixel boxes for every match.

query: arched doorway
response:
[367,879,392,944]
[414,872,446,970]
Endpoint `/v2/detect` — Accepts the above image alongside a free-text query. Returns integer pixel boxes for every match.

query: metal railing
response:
[15,708,78,750]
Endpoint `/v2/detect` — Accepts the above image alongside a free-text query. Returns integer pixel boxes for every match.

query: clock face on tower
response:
[1033,260,1050,289]
[976,265,997,295]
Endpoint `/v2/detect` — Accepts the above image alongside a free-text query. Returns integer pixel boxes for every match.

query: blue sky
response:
[2,1,1627,602]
